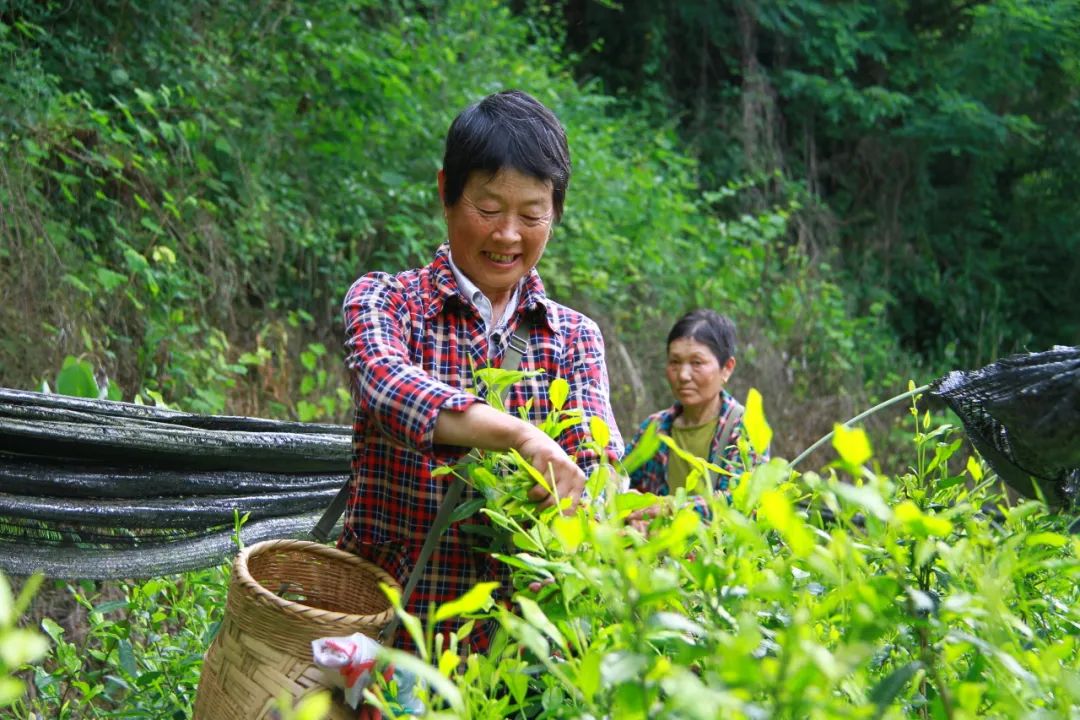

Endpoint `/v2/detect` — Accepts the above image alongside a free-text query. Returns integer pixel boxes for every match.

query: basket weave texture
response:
[193,538,400,719]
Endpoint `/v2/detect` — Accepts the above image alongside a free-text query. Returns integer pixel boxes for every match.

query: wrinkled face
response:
[666,337,735,412]
[439,167,554,303]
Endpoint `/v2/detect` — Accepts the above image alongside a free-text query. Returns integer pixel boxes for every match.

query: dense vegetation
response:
[368,400,1080,719]
[2,0,1078,718]
[558,0,1080,367]
[0,0,940,460]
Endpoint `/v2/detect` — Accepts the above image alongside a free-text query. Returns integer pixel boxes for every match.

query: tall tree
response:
[559,0,1080,365]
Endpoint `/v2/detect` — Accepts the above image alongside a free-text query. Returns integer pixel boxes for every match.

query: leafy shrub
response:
[11,381,1079,719]
[1,573,49,710]
[369,393,1080,719]
[14,567,227,719]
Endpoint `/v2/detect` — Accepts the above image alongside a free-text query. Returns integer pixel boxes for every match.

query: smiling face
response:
[666,336,736,419]
[439,167,554,309]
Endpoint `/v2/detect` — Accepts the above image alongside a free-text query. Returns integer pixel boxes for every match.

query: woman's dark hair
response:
[667,309,737,364]
[442,89,571,221]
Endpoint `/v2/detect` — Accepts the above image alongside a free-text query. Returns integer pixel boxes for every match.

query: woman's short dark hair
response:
[667,309,737,364]
[442,89,571,221]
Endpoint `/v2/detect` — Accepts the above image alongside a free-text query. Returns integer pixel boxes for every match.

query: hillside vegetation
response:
[2,0,1075,458]
[4,3,1080,718]
[2,0,920,462]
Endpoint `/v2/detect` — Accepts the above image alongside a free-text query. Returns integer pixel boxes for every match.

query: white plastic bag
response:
[310,633,424,714]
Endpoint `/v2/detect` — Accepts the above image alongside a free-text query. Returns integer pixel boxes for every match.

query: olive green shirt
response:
[668,418,719,493]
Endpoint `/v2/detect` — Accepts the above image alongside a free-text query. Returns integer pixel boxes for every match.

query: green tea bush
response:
[368,393,1080,719]
[13,566,227,719]
[1,573,49,711]
[10,383,1078,719]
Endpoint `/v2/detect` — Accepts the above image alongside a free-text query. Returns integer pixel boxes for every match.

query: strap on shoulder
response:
[717,400,745,453]
[377,315,535,644]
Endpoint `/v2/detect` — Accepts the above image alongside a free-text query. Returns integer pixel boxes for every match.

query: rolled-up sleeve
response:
[343,273,479,453]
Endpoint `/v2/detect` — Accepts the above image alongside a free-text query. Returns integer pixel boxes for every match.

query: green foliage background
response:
[0,0,943,461]
[558,0,1080,367]
[2,1,1079,717]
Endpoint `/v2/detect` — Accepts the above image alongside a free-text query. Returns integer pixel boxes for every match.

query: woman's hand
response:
[434,403,585,514]
[516,425,586,513]
[625,491,673,535]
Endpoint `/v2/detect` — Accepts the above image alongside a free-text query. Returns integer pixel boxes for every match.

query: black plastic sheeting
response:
[0,457,344,498]
[0,388,351,579]
[0,410,349,472]
[930,345,1080,506]
[1,513,337,579]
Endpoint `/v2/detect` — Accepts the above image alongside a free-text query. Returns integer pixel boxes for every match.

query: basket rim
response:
[234,538,400,626]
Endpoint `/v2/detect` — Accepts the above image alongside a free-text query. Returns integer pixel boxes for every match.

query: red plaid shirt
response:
[338,244,622,651]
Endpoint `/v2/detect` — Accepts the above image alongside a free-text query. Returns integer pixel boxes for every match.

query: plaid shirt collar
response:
[424,244,558,333]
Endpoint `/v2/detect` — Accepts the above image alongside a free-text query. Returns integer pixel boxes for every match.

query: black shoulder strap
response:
[377,316,534,644]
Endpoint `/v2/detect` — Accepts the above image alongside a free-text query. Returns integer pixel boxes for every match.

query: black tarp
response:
[929,346,1080,506]
[0,389,351,578]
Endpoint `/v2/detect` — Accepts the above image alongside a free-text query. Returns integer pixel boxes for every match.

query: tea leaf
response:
[648,611,706,638]
[510,449,552,494]
[56,356,99,399]
[894,501,953,537]
[869,661,923,712]
[935,476,967,491]
[438,649,459,677]
[40,618,65,644]
[1026,532,1068,548]
[577,649,603,701]
[0,677,26,708]
[118,639,136,677]
[647,508,701,556]
[966,455,984,481]
[511,531,543,552]
[832,424,872,467]
[448,497,486,523]
[759,489,814,557]
[504,658,529,705]
[293,691,332,720]
[743,388,772,456]
[379,648,464,714]
[615,491,664,518]
[551,514,584,552]
[502,612,550,660]
[621,421,661,475]
[586,463,611,504]
[434,582,499,622]
[516,596,567,652]
[589,415,610,448]
[732,458,788,514]
[830,480,891,520]
[0,629,49,667]
[380,582,402,608]
[601,651,649,685]
[549,377,569,410]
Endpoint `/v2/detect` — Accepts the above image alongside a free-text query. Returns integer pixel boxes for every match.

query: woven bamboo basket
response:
[193,538,400,720]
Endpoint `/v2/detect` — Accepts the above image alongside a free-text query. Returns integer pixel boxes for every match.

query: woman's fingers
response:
[517,429,585,513]
[627,499,667,522]
[526,467,584,512]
